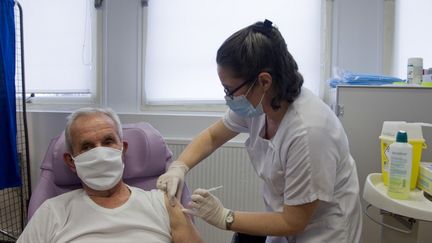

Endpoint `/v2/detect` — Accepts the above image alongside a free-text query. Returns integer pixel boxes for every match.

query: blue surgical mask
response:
[225,95,264,117]
[225,83,265,118]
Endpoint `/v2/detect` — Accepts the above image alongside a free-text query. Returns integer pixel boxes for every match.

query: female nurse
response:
[157,20,362,243]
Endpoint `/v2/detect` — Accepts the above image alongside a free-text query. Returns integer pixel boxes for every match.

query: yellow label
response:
[381,141,390,186]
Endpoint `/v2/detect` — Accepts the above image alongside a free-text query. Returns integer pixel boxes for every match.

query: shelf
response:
[363,173,432,221]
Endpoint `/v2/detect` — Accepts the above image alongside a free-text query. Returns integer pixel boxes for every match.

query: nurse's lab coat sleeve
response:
[222,110,249,133]
[283,126,337,205]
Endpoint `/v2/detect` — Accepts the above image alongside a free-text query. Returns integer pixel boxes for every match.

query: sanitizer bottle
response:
[387,130,413,200]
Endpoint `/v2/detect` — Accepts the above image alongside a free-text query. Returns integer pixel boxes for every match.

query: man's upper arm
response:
[17,202,54,243]
[163,194,204,243]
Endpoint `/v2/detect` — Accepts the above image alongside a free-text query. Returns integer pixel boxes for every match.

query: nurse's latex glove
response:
[182,188,230,230]
[157,161,189,206]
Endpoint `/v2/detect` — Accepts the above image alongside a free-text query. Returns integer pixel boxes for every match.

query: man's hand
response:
[182,188,230,230]
[157,161,189,206]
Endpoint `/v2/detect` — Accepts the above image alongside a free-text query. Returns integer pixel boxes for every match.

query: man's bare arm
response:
[164,194,204,243]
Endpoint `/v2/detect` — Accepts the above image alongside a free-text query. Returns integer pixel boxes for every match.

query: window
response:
[391,0,432,79]
[143,0,323,105]
[19,0,98,101]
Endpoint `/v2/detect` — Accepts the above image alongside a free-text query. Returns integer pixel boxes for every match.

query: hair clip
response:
[251,19,273,36]
[263,19,273,29]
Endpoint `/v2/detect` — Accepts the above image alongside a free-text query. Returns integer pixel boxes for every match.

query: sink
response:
[363,173,432,221]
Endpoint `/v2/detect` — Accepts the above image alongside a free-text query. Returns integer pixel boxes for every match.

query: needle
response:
[207,185,223,192]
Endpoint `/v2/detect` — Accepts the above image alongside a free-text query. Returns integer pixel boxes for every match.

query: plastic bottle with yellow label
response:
[387,130,413,199]
[380,121,428,190]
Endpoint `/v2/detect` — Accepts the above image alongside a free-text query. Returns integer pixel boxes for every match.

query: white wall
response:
[103,0,142,112]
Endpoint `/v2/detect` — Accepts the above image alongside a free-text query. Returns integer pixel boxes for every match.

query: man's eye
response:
[81,145,91,151]
[103,139,114,145]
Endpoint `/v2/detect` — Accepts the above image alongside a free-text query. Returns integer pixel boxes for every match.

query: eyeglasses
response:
[224,79,253,99]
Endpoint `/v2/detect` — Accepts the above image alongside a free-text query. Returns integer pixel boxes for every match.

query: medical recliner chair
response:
[27,122,190,221]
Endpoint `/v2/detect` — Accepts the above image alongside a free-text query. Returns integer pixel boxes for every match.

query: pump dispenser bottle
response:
[387,130,413,199]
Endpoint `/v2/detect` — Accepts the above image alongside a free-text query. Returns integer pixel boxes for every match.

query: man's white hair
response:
[65,107,123,152]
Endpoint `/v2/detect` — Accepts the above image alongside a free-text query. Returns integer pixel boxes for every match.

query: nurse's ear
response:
[257,72,272,92]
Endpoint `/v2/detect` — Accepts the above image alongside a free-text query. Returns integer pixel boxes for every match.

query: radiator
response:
[167,140,265,243]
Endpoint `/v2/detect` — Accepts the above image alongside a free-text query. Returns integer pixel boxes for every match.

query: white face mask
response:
[71,146,124,191]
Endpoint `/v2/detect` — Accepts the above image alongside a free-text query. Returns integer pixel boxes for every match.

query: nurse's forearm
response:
[231,212,304,236]
[178,120,237,169]
[231,201,318,236]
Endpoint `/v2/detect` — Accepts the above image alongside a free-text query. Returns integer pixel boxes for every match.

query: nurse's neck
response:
[264,101,289,139]
[265,101,289,125]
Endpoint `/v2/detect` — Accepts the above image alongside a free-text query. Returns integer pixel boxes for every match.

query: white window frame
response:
[21,1,102,111]
[140,0,333,113]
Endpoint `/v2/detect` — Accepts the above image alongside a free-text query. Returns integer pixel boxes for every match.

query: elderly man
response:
[17,107,203,243]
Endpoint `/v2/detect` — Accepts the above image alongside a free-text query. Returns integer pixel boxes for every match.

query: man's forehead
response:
[73,113,114,128]
[71,114,118,139]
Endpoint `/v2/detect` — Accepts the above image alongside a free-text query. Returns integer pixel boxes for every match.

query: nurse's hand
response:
[182,188,230,230]
[157,161,189,206]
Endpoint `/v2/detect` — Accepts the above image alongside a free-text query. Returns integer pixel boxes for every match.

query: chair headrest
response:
[45,122,172,186]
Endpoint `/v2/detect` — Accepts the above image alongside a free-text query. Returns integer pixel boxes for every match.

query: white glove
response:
[182,188,230,230]
[156,161,189,206]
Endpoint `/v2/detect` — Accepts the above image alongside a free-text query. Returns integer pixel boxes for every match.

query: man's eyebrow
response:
[79,140,93,146]
[103,133,118,141]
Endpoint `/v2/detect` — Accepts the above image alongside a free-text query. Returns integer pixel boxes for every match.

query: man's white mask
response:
[71,147,124,191]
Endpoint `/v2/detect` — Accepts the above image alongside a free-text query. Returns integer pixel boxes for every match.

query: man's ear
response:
[122,141,128,159]
[63,153,77,173]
